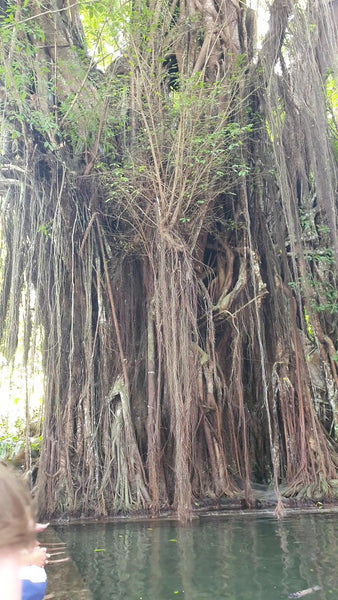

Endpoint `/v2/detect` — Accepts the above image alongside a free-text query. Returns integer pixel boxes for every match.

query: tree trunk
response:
[0,0,337,521]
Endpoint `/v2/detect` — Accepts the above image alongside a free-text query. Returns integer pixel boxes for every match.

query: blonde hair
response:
[0,464,35,550]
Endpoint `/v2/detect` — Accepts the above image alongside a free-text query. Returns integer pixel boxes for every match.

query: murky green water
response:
[55,511,338,600]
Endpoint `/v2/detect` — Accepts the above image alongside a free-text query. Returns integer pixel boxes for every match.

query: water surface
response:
[55,511,338,600]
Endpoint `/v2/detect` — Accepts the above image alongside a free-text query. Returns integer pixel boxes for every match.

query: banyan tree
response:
[0,0,337,521]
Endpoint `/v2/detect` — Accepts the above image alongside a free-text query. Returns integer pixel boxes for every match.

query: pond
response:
[54,511,338,600]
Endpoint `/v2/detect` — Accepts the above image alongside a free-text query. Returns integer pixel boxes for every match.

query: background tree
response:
[0,0,337,521]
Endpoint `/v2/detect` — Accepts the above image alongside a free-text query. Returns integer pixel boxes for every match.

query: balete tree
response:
[0,0,337,521]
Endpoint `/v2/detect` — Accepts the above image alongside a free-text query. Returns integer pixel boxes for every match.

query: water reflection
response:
[55,512,338,600]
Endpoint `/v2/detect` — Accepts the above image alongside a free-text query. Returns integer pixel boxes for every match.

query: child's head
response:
[0,463,35,551]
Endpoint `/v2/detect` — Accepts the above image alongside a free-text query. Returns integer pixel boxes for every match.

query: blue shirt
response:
[20,566,47,600]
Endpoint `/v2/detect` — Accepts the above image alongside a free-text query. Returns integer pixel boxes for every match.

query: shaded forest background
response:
[0,0,337,522]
